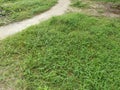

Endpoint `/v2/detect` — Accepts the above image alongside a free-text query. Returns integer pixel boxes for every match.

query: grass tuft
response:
[71,0,88,8]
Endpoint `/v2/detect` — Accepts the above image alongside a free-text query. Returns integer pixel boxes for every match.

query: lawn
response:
[0,0,57,26]
[0,13,120,90]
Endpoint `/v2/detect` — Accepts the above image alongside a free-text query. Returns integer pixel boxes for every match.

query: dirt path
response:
[0,0,70,40]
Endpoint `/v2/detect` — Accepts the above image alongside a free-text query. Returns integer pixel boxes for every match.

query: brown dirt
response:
[104,3,120,14]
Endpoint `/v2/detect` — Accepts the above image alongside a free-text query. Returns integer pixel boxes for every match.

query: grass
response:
[0,0,57,26]
[93,0,120,3]
[71,0,88,8]
[71,0,120,9]
[0,13,120,90]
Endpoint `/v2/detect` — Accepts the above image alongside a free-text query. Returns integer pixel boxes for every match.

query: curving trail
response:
[0,0,70,40]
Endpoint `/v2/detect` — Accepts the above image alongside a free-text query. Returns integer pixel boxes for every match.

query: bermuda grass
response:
[0,0,57,26]
[0,13,120,90]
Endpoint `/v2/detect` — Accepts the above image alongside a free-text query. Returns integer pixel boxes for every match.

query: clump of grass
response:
[97,9,105,13]
[93,0,120,3]
[0,0,57,26]
[0,13,120,89]
[71,0,88,8]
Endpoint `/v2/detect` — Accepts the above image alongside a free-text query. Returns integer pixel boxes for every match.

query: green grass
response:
[71,0,88,8]
[0,13,120,90]
[0,0,57,26]
[93,0,120,3]
[71,0,120,9]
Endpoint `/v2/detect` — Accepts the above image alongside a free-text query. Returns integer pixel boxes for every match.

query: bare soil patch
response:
[104,3,120,14]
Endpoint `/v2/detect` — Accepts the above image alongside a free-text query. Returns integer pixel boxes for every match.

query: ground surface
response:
[0,0,120,90]
[0,0,57,26]
[0,0,70,40]
[70,0,120,17]
[93,0,120,3]
[0,13,120,90]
